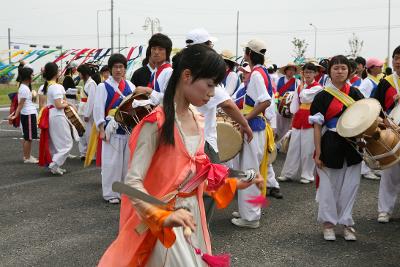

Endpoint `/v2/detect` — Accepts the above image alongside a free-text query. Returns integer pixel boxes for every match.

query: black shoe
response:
[269,188,283,199]
[80,156,86,161]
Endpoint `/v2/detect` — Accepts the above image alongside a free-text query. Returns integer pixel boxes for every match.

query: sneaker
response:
[80,156,86,161]
[343,227,357,241]
[231,218,260,229]
[59,167,66,174]
[300,178,312,184]
[377,212,390,223]
[277,176,290,182]
[108,198,120,204]
[24,156,39,164]
[50,167,64,175]
[362,171,380,180]
[232,211,240,218]
[67,154,77,159]
[269,188,283,199]
[323,227,336,241]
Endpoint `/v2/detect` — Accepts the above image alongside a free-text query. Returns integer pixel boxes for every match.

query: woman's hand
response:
[135,86,152,96]
[240,124,253,143]
[8,112,16,120]
[163,208,196,233]
[237,173,265,190]
[314,152,324,169]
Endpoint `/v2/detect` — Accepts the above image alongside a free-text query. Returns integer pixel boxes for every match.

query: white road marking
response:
[0,129,20,132]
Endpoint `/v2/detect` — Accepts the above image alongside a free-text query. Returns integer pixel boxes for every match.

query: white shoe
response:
[59,167,66,174]
[50,167,64,175]
[378,212,390,223]
[300,178,312,184]
[232,211,240,218]
[277,176,290,182]
[343,227,357,241]
[231,218,260,229]
[323,228,336,241]
[362,171,380,180]
[24,156,39,164]
[67,154,77,159]
[108,198,120,204]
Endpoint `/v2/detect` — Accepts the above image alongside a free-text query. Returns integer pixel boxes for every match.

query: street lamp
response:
[309,23,318,59]
[142,17,162,36]
[97,9,110,48]
[124,32,134,47]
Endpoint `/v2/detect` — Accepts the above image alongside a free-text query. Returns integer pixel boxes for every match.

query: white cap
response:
[241,39,267,55]
[23,64,34,70]
[185,28,217,46]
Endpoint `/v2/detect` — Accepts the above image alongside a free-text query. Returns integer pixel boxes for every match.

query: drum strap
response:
[324,87,355,107]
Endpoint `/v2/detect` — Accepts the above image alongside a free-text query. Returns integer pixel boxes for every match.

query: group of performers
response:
[8,27,400,266]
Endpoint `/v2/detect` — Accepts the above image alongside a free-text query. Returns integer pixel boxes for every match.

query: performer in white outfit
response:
[93,54,135,204]
[278,63,322,184]
[77,64,98,159]
[372,45,400,223]
[220,49,240,96]
[231,39,271,229]
[38,62,73,175]
[276,62,301,140]
[309,55,364,241]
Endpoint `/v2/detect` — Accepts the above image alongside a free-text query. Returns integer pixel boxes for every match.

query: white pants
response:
[378,163,400,214]
[276,114,292,140]
[78,118,92,157]
[280,128,315,181]
[49,115,73,167]
[267,164,280,189]
[238,130,265,221]
[316,163,361,226]
[361,161,373,175]
[101,134,130,200]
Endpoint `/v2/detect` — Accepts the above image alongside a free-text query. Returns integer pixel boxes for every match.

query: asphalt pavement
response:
[0,110,399,267]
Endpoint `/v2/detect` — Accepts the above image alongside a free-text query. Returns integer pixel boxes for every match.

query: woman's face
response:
[330,64,349,84]
[285,67,296,78]
[303,69,316,84]
[182,71,216,107]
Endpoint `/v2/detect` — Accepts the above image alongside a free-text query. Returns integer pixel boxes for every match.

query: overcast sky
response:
[1,0,399,66]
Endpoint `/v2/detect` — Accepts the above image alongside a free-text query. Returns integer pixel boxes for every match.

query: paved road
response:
[0,110,399,267]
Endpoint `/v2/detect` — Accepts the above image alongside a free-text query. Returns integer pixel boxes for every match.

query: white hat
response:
[185,28,217,46]
[23,64,34,70]
[241,39,267,55]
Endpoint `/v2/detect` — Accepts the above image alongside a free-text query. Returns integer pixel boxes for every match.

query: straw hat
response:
[220,49,238,64]
[337,98,381,138]
[279,62,300,75]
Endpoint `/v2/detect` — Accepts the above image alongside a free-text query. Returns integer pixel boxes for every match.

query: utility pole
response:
[118,17,121,52]
[309,23,317,59]
[235,11,239,62]
[8,28,11,65]
[111,0,114,53]
[387,0,391,66]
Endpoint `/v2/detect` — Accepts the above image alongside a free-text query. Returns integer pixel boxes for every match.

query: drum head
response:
[389,105,400,125]
[337,98,381,138]
[217,122,243,162]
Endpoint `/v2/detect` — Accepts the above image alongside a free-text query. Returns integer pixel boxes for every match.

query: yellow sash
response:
[259,123,275,197]
[324,87,355,107]
[84,108,117,167]
[386,74,400,94]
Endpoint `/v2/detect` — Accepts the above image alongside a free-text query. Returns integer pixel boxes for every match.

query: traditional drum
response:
[337,98,400,170]
[389,104,400,125]
[64,105,85,137]
[114,93,154,132]
[278,91,294,118]
[216,112,243,162]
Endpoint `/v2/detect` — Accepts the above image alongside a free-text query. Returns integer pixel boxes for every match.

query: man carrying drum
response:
[373,45,400,223]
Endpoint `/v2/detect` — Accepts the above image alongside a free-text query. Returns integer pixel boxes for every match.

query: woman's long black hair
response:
[161,44,226,145]
[42,62,59,95]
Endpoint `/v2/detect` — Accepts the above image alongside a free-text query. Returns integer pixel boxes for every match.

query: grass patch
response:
[0,83,41,106]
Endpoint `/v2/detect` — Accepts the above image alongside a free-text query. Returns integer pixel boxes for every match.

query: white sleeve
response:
[38,85,44,95]
[299,85,323,103]
[148,68,172,105]
[18,86,29,99]
[359,79,372,98]
[84,82,97,118]
[53,85,64,100]
[290,89,300,114]
[125,122,159,194]
[225,72,239,96]
[209,85,230,108]
[93,83,107,129]
[249,72,271,104]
